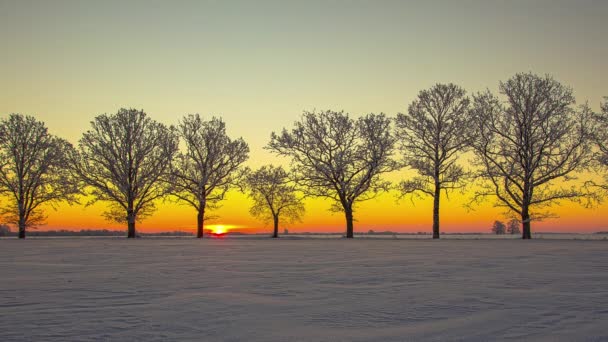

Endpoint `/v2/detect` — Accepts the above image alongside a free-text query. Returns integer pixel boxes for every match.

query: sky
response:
[1,0,607,233]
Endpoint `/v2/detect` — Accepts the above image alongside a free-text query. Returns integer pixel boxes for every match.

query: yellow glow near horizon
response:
[210,225,227,235]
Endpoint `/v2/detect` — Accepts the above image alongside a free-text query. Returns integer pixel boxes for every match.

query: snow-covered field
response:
[1,238,607,341]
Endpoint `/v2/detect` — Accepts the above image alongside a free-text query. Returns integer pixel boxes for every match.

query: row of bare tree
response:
[1,72,606,239]
[491,220,521,235]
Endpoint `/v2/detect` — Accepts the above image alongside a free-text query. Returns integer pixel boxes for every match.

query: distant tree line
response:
[0,227,195,237]
[491,220,521,235]
[0,72,606,239]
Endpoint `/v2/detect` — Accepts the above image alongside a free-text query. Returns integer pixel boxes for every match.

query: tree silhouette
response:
[244,165,305,238]
[0,224,11,236]
[71,108,177,238]
[170,115,249,238]
[0,114,78,238]
[395,83,472,239]
[506,219,521,235]
[491,220,506,235]
[469,73,595,239]
[268,110,397,238]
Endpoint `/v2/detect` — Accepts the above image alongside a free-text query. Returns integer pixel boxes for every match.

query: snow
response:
[1,237,607,341]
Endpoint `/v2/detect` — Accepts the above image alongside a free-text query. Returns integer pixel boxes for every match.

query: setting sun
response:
[209,225,228,235]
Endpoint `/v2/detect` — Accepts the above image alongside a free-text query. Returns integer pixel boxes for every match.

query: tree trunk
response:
[432,180,440,239]
[196,207,205,238]
[18,216,26,239]
[521,206,531,239]
[272,214,279,238]
[18,205,26,239]
[345,205,354,238]
[127,209,136,238]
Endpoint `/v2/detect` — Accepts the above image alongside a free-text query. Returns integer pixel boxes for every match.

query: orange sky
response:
[39,178,608,234]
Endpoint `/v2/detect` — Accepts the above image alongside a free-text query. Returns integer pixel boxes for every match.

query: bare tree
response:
[395,83,472,239]
[0,114,78,238]
[71,108,178,238]
[0,224,11,236]
[244,165,305,238]
[506,219,521,235]
[469,73,594,239]
[170,114,249,238]
[491,220,506,235]
[268,110,397,238]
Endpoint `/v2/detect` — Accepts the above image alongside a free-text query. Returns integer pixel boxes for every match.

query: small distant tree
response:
[470,73,595,239]
[0,224,11,236]
[507,219,521,235]
[170,115,249,238]
[491,220,506,235]
[268,110,398,238]
[395,83,472,239]
[244,165,305,238]
[0,114,78,238]
[71,108,178,238]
